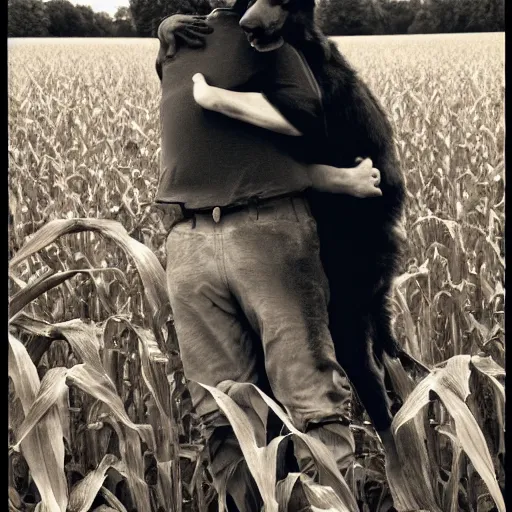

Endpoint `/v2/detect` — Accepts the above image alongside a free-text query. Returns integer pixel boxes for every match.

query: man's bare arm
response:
[192,73,302,136]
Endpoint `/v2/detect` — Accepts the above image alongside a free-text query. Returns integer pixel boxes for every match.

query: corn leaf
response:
[9,313,59,364]
[470,355,505,403]
[8,334,68,512]
[202,381,359,511]
[200,382,282,512]
[302,474,351,511]
[393,259,429,289]
[388,423,439,512]
[276,472,351,512]
[12,361,154,453]
[276,473,303,511]
[67,363,155,450]
[68,454,118,512]
[383,355,444,512]
[217,380,270,448]
[471,355,505,458]
[393,287,421,359]
[382,353,418,400]
[437,425,463,512]
[98,415,152,512]
[11,367,69,451]
[11,314,103,368]
[103,316,180,511]
[9,268,124,319]
[250,384,359,511]
[97,486,129,512]
[393,355,505,512]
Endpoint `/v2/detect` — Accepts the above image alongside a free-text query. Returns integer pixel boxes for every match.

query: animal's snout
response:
[239,13,259,34]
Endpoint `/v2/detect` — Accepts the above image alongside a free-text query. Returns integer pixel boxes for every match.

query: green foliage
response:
[7,0,137,37]
[408,0,505,35]
[316,0,387,36]
[408,8,440,35]
[8,0,50,37]
[316,0,505,35]
[45,0,89,37]
[128,0,211,37]
[113,7,138,37]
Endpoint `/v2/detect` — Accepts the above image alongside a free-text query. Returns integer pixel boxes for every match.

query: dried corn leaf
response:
[393,355,505,512]
[436,425,463,512]
[8,334,68,512]
[470,355,504,403]
[68,454,118,512]
[9,268,123,319]
[11,314,102,368]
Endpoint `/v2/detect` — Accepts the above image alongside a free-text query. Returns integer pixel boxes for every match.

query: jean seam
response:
[215,233,231,292]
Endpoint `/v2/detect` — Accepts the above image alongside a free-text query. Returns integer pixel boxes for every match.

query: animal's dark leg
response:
[328,291,402,484]
[328,304,393,434]
[370,279,401,362]
[366,284,406,484]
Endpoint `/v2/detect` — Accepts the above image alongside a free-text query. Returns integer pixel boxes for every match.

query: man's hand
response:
[308,158,383,197]
[158,15,213,60]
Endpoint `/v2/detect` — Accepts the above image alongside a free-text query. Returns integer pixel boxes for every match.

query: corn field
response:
[8,33,505,512]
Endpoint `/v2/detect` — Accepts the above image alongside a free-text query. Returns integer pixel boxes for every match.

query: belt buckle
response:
[212,206,221,223]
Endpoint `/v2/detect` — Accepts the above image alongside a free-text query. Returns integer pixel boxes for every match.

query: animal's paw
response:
[158,15,213,59]
[159,15,212,47]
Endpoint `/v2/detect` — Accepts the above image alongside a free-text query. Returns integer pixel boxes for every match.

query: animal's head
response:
[239,0,316,52]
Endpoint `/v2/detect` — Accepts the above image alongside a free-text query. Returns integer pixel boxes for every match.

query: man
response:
[155,4,381,509]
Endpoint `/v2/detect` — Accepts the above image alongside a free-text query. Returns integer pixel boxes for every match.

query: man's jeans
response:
[165,195,354,509]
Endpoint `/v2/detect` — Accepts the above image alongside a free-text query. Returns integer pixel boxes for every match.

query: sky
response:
[68,0,130,16]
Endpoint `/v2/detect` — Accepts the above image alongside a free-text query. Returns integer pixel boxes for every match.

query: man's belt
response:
[180,192,306,224]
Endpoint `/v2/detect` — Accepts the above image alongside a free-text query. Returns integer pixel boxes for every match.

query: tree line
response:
[8,0,136,37]
[8,0,505,38]
[317,0,505,36]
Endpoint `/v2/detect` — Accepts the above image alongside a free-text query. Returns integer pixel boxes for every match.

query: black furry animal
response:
[239,0,407,433]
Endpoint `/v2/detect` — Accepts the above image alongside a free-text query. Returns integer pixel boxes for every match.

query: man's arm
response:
[192,73,302,136]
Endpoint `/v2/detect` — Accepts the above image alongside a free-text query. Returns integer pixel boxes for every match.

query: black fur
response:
[275,0,406,432]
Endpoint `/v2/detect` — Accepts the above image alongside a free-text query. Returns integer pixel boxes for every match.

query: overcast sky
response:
[68,0,130,16]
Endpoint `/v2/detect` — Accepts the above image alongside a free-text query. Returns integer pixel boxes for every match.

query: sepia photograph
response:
[8,0,505,510]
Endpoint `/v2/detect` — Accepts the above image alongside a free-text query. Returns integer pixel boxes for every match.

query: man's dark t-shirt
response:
[155,9,326,209]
